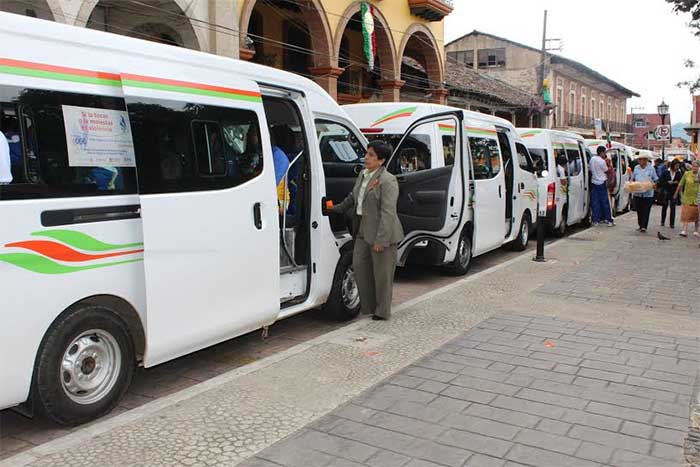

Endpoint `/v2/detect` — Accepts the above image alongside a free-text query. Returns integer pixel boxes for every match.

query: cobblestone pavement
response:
[0,230,559,461]
[243,313,699,467]
[1,209,697,467]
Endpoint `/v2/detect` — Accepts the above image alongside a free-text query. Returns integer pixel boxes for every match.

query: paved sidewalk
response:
[2,209,698,467]
[244,313,698,467]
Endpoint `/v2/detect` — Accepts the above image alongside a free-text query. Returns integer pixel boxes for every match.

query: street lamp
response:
[658,100,670,160]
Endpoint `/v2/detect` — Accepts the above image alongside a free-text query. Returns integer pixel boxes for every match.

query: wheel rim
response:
[521,221,529,245]
[61,329,122,405]
[341,267,360,310]
[458,236,471,268]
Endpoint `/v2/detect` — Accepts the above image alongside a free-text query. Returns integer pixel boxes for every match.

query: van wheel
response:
[510,214,530,251]
[553,210,567,238]
[324,247,361,321]
[447,232,472,276]
[32,304,134,426]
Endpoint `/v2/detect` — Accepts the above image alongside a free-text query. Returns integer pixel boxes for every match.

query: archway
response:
[333,2,398,103]
[398,24,445,104]
[239,0,334,93]
[0,0,58,21]
[79,0,201,50]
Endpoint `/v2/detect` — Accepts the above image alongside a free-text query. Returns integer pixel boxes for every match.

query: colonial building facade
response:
[446,30,638,139]
[1,0,451,104]
[686,95,699,155]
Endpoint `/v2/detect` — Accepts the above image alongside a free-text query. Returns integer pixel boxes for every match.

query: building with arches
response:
[1,0,452,104]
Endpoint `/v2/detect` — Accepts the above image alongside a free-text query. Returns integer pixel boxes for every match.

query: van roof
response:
[343,102,518,131]
[0,12,343,118]
[517,128,584,142]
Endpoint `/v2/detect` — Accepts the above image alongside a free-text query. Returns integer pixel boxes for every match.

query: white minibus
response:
[518,129,590,236]
[0,13,468,425]
[585,140,633,214]
[344,103,539,274]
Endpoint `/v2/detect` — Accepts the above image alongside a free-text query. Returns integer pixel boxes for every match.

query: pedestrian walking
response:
[659,160,682,228]
[589,146,613,226]
[330,141,404,321]
[674,161,700,237]
[630,154,658,232]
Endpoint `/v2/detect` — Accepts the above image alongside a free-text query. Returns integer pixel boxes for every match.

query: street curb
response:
[0,229,592,467]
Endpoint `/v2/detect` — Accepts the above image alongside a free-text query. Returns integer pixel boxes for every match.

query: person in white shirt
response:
[589,146,613,225]
[0,130,13,185]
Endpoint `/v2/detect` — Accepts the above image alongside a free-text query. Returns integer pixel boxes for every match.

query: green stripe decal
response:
[122,79,263,103]
[0,253,143,275]
[32,230,143,252]
[0,65,121,87]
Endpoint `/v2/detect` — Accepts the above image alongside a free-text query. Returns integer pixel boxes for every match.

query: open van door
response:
[121,73,279,366]
[387,111,465,242]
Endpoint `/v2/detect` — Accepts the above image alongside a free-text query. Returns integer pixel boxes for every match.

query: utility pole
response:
[538,10,547,102]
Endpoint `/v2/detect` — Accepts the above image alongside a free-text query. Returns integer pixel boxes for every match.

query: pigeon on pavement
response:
[657,232,670,241]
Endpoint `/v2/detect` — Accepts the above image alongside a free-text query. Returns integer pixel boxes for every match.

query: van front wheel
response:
[324,247,361,321]
[33,304,135,426]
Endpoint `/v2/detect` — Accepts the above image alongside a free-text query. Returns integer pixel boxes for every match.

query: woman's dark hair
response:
[367,140,393,162]
[596,146,607,155]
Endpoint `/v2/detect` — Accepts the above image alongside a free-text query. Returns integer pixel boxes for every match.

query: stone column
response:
[379,79,405,103]
[431,88,449,105]
[210,0,238,58]
[309,67,345,101]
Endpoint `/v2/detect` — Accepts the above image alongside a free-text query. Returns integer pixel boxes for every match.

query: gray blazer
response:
[332,167,404,246]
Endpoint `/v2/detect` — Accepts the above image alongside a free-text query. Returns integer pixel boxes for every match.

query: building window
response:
[447,50,474,68]
[634,119,647,128]
[477,48,505,68]
[569,91,576,116]
[581,95,587,118]
[591,98,596,119]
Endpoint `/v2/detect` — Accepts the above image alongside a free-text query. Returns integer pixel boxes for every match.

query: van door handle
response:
[253,202,262,229]
[498,186,502,198]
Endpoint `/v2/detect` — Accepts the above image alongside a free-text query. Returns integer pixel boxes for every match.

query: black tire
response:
[32,304,135,426]
[510,213,531,251]
[324,247,361,321]
[446,231,472,276]
[553,209,567,238]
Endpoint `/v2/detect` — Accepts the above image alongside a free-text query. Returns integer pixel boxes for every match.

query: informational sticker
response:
[329,140,359,162]
[62,105,136,167]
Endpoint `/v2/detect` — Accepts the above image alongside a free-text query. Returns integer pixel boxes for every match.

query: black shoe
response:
[372,315,387,321]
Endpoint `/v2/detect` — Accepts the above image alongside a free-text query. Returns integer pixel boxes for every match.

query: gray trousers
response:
[352,237,398,319]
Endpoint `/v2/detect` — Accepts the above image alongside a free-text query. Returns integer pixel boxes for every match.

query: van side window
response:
[126,97,262,194]
[566,148,582,176]
[0,86,138,200]
[554,146,568,177]
[315,120,365,163]
[620,154,628,173]
[376,129,432,174]
[468,137,501,179]
[528,148,548,175]
[515,142,534,173]
[442,135,456,166]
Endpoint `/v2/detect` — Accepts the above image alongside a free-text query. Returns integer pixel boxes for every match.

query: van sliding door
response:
[122,72,279,366]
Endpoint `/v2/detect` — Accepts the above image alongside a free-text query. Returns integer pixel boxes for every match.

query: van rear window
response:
[528,147,549,173]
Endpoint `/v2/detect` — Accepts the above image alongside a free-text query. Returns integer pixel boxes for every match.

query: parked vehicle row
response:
[0,13,636,427]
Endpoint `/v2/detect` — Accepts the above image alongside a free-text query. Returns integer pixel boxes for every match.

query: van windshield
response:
[528,147,548,176]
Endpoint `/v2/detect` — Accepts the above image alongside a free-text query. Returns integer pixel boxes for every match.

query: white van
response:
[0,13,448,425]
[344,103,538,273]
[585,140,633,213]
[518,129,590,236]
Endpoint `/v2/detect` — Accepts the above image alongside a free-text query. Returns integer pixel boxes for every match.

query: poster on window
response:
[62,105,136,167]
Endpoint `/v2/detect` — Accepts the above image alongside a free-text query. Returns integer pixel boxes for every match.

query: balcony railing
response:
[556,113,633,134]
[408,0,454,21]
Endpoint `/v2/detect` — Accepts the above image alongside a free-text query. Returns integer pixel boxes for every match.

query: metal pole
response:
[534,220,546,262]
[538,10,548,128]
[661,114,667,161]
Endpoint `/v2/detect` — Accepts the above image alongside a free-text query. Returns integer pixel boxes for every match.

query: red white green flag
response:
[361,2,376,72]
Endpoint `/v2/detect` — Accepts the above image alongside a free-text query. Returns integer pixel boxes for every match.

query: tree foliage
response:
[667,0,700,93]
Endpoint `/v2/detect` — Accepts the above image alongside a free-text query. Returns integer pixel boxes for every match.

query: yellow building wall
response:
[237,0,445,65]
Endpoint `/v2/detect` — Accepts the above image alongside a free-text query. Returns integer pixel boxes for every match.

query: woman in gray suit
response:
[331,141,404,320]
